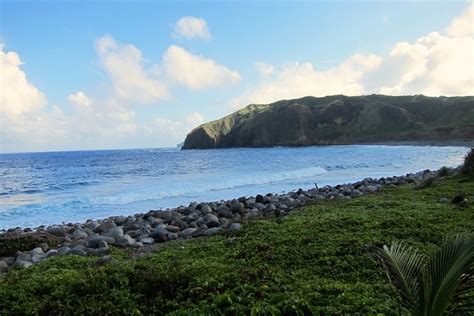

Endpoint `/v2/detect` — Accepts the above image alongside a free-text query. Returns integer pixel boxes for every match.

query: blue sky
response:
[1,0,473,152]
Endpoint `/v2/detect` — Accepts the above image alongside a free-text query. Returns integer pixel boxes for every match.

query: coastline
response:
[0,165,460,271]
[182,140,474,150]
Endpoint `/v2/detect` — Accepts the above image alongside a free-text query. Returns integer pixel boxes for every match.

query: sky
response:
[0,0,473,153]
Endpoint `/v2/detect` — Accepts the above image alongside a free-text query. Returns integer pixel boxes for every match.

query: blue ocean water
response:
[0,145,469,229]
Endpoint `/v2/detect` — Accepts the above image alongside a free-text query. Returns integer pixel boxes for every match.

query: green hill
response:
[182,95,474,149]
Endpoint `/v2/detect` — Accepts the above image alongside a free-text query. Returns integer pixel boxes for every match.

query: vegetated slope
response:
[182,95,474,149]
[1,175,473,314]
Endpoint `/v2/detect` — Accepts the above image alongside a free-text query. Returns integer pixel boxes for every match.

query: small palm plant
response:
[369,234,474,315]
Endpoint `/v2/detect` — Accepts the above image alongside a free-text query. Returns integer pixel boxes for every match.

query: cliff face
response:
[182,95,474,149]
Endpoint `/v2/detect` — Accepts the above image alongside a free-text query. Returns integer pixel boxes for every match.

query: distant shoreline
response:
[181,140,474,150]
[353,140,474,148]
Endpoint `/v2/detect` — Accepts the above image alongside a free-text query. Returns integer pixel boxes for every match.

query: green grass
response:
[1,175,473,315]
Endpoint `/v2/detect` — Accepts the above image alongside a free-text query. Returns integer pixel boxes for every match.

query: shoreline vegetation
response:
[1,153,473,313]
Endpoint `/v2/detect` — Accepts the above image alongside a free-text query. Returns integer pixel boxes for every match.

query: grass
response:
[0,175,473,315]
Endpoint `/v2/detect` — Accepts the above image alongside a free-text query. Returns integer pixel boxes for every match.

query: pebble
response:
[439,197,450,204]
[0,261,8,273]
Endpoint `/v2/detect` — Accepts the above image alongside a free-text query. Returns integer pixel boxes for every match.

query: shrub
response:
[437,166,450,177]
[414,176,436,190]
[461,148,474,178]
[369,233,474,315]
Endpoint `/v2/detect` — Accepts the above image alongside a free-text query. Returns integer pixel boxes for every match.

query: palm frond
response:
[369,242,426,311]
[424,233,474,316]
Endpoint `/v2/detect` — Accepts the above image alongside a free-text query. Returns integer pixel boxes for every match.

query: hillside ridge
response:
[182,94,474,149]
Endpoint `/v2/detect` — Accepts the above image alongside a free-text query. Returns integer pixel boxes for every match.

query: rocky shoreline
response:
[0,166,463,273]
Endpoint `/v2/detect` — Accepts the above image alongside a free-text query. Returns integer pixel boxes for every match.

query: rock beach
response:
[1,167,462,272]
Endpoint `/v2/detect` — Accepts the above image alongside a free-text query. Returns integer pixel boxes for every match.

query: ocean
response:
[0,145,469,229]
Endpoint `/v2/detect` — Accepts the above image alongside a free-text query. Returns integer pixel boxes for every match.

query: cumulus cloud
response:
[255,62,275,76]
[1,34,222,152]
[68,91,91,108]
[95,35,168,104]
[0,45,46,117]
[163,45,241,90]
[446,1,473,37]
[184,112,205,127]
[363,32,474,96]
[174,17,211,40]
[231,1,474,108]
[232,53,381,106]
[143,112,205,146]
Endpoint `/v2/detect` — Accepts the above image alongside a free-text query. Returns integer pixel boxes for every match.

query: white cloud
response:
[255,62,275,76]
[163,45,241,90]
[446,1,473,37]
[232,53,381,106]
[142,112,205,147]
[95,35,168,104]
[1,38,214,152]
[363,31,474,96]
[174,17,211,40]
[68,91,91,107]
[184,112,204,127]
[231,1,474,108]
[0,44,46,117]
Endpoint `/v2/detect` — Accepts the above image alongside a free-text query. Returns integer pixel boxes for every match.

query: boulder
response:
[179,228,197,238]
[47,225,66,237]
[203,227,222,236]
[69,247,86,256]
[71,229,89,240]
[140,237,155,245]
[151,227,170,242]
[0,260,9,273]
[116,235,135,247]
[230,200,244,213]
[46,249,58,257]
[87,236,116,248]
[13,260,32,268]
[217,208,233,219]
[255,194,265,204]
[104,227,124,240]
[200,204,212,215]
[229,223,241,231]
[15,252,31,262]
[204,213,220,228]
[94,221,116,234]
[439,197,450,204]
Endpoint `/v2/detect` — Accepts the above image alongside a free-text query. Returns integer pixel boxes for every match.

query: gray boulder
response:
[47,225,66,237]
[151,227,170,242]
[200,204,212,215]
[69,247,86,256]
[15,252,31,262]
[229,223,241,231]
[230,200,244,213]
[13,260,32,268]
[217,208,233,219]
[116,235,135,247]
[204,227,223,236]
[0,260,9,273]
[87,236,116,248]
[439,197,450,204]
[46,249,58,257]
[140,237,155,245]
[104,227,124,240]
[204,213,220,227]
[179,228,197,238]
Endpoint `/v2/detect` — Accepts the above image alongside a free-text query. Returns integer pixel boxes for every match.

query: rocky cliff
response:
[182,95,474,149]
